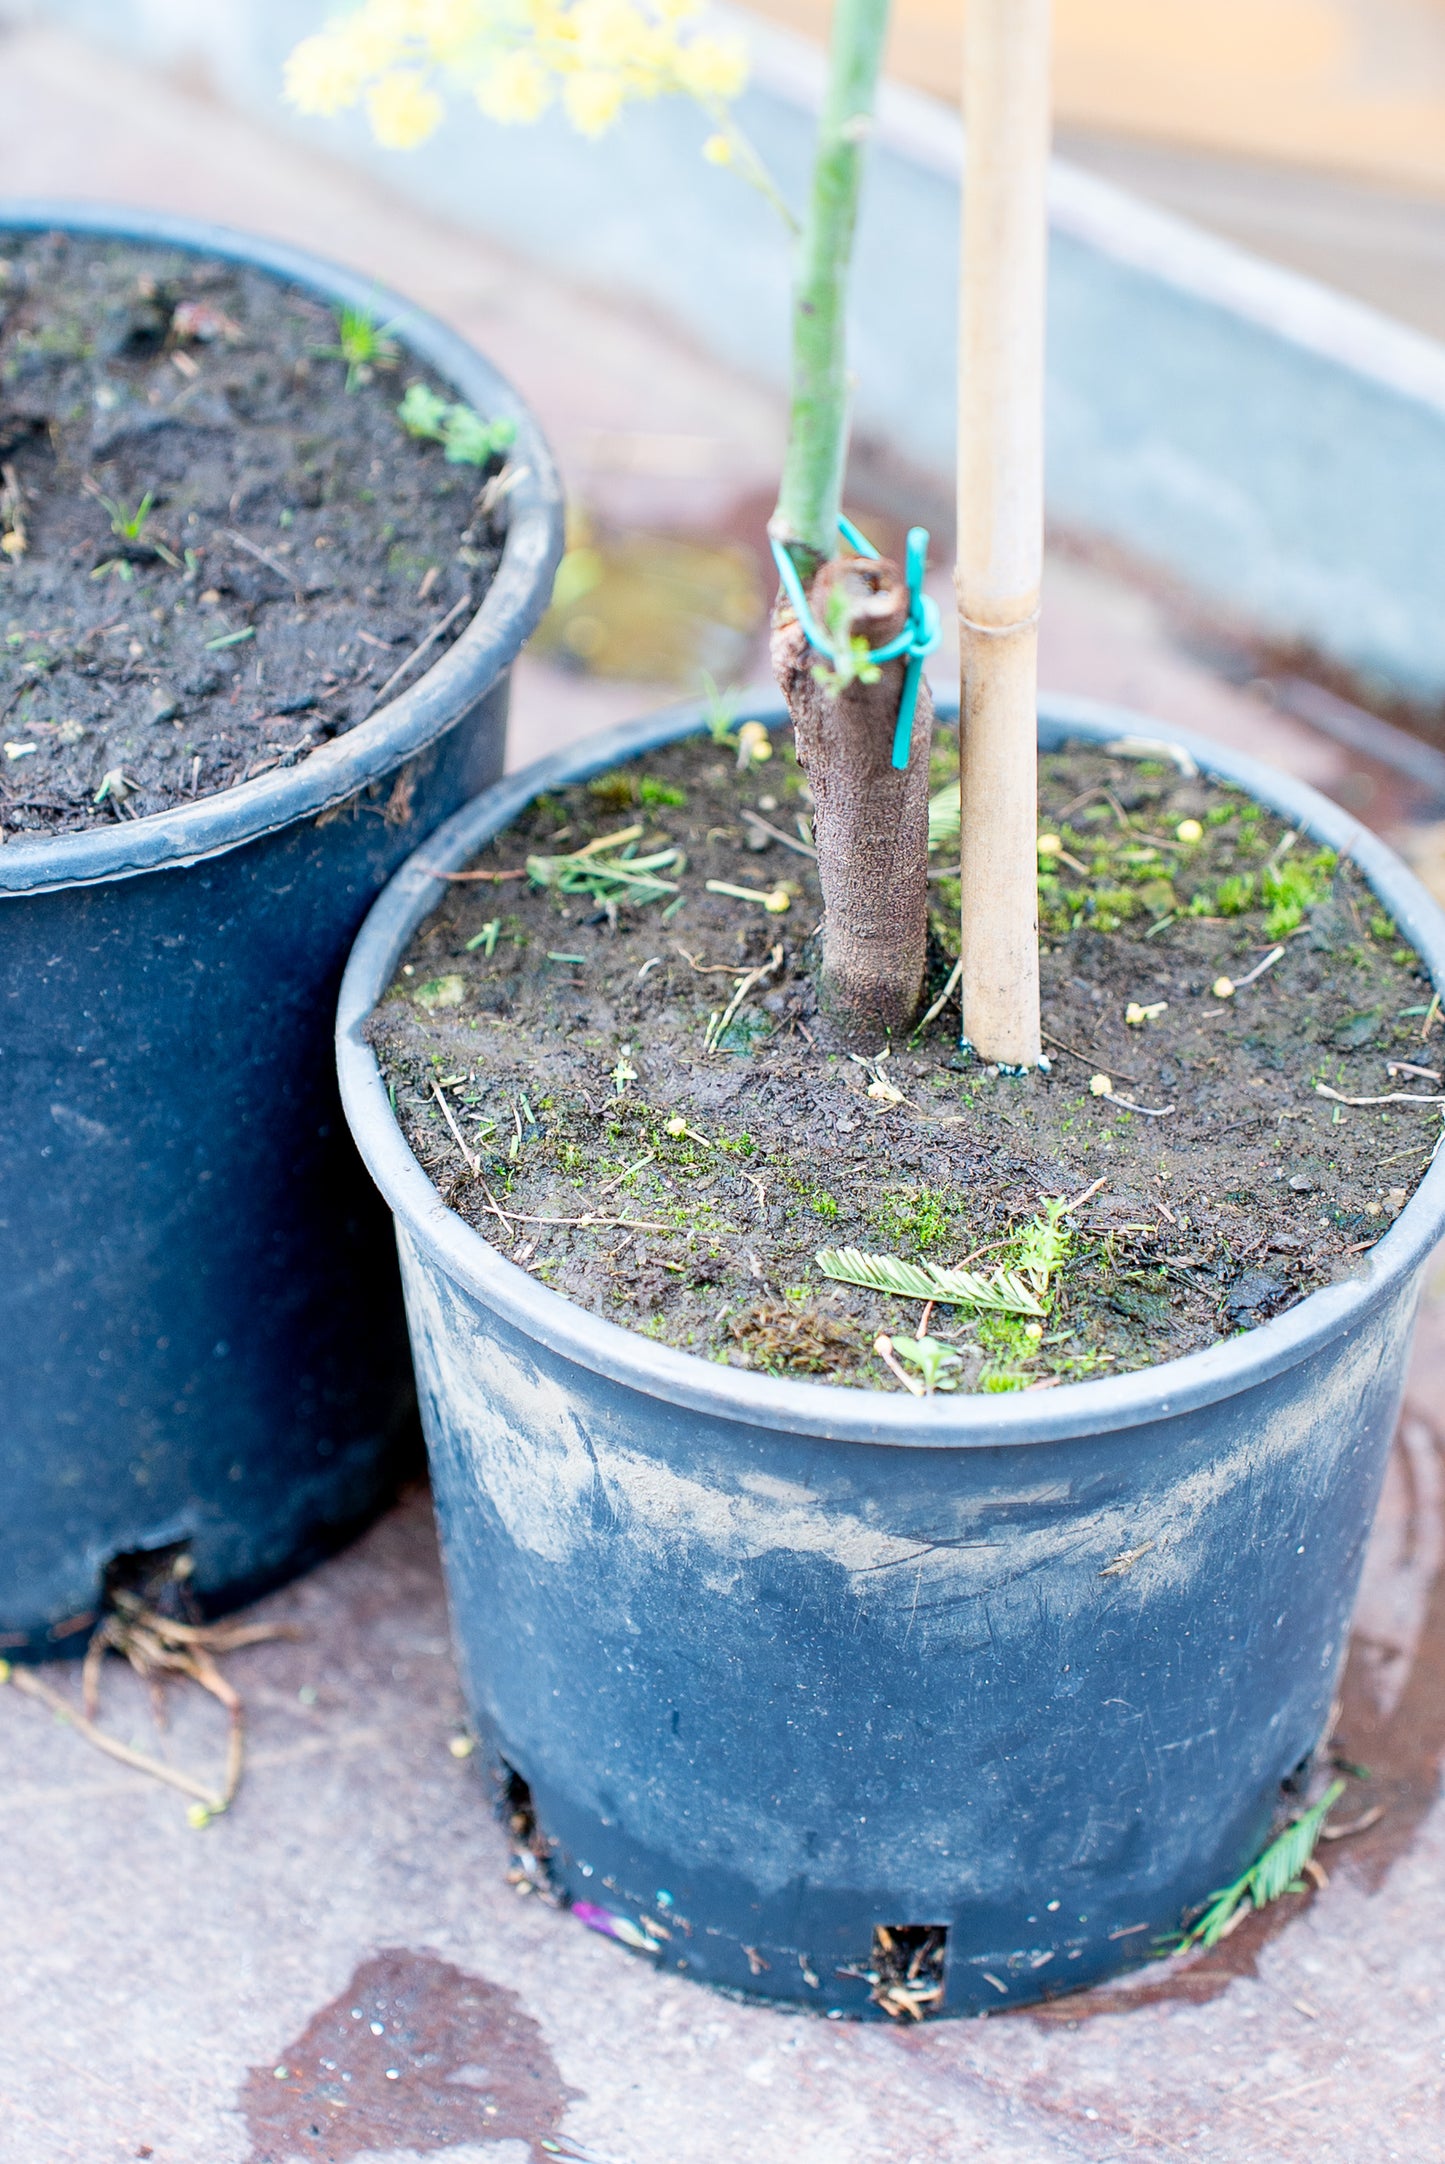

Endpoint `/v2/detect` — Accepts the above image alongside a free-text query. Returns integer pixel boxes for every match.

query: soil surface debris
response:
[372,726,1440,1392]
[0,234,507,835]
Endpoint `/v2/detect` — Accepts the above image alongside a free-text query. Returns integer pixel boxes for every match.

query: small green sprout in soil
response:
[398,381,517,465]
[889,1334,964,1393]
[701,671,742,745]
[370,732,1437,1394]
[100,488,156,543]
[317,302,400,390]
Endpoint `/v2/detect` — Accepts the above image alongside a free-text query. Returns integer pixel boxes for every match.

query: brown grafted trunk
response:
[771,554,934,1040]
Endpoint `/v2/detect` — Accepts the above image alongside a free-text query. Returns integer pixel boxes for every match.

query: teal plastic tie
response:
[770,518,940,770]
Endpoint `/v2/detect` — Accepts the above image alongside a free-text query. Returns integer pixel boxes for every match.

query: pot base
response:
[491,1749,1295,2019]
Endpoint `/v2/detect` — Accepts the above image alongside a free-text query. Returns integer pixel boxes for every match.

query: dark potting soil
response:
[0,233,507,836]
[370,726,1442,1394]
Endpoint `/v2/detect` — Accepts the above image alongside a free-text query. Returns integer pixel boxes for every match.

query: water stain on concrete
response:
[1029,1407,1445,2024]
[240,1947,580,2163]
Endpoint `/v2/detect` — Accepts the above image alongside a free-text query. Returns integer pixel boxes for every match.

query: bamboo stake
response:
[956,0,1051,1069]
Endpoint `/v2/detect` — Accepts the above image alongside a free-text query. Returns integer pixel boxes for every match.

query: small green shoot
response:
[466,918,501,955]
[874,1185,953,1254]
[701,671,740,744]
[810,585,881,696]
[398,381,517,465]
[1262,847,1337,938]
[102,489,156,543]
[397,382,450,438]
[612,1045,638,1096]
[1013,1198,1072,1297]
[1174,1780,1345,1950]
[88,485,184,572]
[317,302,400,390]
[443,403,517,465]
[890,1335,963,1393]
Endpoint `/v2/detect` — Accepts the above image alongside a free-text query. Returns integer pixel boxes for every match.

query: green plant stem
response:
[770,0,890,576]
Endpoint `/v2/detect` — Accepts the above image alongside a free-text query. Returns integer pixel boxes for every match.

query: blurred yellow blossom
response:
[674,33,746,101]
[562,69,627,136]
[284,31,378,115]
[475,47,552,122]
[367,68,447,146]
[285,0,750,150]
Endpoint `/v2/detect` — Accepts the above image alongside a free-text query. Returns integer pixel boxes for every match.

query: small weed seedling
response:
[889,1335,964,1393]
[85,482,183,575]
[315,301,400,390]
[102,489,156,543]
[700,671,742,747]
[398,381,517,466]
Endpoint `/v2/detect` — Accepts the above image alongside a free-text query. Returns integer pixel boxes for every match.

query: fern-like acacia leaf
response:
[814,1248,1045,1316]
[928,782,960,854]
[1181,1779,1345,1949]
[526,846,680,905]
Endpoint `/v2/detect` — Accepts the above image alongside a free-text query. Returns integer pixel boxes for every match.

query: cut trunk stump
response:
[772,554,934,1039]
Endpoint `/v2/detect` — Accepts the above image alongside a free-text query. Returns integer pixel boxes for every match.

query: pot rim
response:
[337,692,1445,1448]
[0,200,565,897]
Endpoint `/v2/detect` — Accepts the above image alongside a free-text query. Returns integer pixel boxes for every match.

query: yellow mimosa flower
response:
[563,68,627,134]
[366,68,447,146]
[675,33,746,101]
[476,48,554,122]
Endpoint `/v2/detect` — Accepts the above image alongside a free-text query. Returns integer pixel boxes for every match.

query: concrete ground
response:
[2,24,1444,2163]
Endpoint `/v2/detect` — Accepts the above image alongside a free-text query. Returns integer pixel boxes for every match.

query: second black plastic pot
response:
[0,203,563,1657]
[337,696,1445,2016]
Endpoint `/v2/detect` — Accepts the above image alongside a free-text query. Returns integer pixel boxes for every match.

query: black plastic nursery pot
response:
[337,695,1445,2018]
[0,204,563,1658]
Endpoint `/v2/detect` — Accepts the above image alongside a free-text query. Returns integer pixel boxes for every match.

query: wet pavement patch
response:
[239,1947,579,2162]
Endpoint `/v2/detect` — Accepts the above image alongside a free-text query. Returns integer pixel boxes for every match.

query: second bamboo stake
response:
[956,0,1051,1070]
